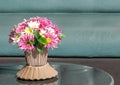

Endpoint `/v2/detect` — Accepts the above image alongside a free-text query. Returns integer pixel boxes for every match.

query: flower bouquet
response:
[9,17,64,80]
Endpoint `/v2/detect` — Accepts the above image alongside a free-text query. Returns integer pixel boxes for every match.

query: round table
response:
[0,62,114,85]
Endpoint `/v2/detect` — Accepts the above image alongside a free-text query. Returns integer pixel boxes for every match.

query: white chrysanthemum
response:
[39,29,46,37]
[47,27,55,33]
[24,27,33,34]
[41,29,46,34]
[28,21,40,28]
[12,35,20,43]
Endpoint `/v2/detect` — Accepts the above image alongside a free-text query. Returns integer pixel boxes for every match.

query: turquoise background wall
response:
[0,0,120,13]
[0,0,120,57]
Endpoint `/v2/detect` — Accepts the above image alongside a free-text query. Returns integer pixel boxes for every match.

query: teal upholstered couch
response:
[1,0,120,57]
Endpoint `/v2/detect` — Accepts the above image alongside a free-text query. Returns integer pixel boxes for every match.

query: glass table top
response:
[0,62,114,85]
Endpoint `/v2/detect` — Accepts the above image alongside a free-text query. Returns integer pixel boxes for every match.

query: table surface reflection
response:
[0,62,114,85]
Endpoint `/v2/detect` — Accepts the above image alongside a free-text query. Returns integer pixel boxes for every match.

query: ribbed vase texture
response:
[17,48,58,80]
[25,49,48,66]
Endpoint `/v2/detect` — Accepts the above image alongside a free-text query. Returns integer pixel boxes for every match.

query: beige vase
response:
[17,49,58,80]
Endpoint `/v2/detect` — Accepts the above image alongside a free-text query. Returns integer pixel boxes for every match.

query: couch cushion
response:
[0,0,120,13]
[1,13,120,57]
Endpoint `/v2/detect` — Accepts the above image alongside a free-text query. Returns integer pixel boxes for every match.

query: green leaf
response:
[14,25,17,28]
[38,37,47,45]
[36,44,43,53]
[34,30,40,39]
[60,34,66,39]
[29,40,35,45]
[37,48,43,53]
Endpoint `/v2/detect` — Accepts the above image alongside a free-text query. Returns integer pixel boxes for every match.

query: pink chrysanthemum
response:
[9,28,17,43]
[16,25,26,33]
[18,34,35,51]
[44,33,61,49]
[39,17,52,29]
[9,16,64,52]
[53,25,62,36]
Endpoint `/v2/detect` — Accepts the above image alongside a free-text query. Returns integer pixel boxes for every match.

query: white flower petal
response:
[28,21,40,28]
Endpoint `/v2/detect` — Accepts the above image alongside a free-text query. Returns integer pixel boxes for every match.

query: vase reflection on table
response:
[17,77,58,85]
